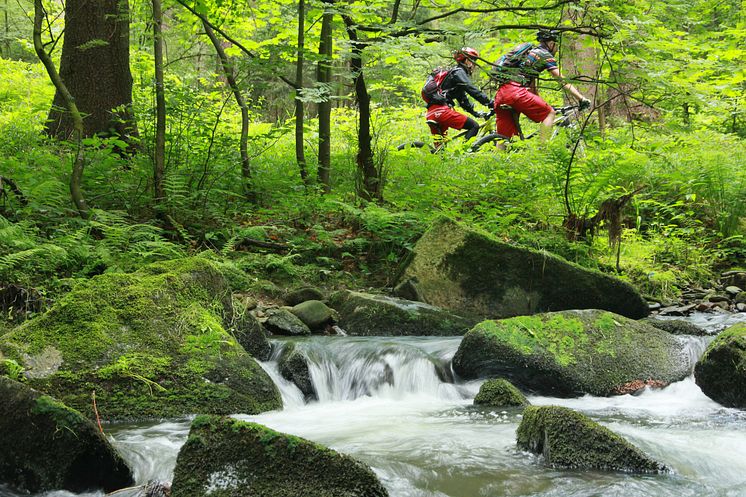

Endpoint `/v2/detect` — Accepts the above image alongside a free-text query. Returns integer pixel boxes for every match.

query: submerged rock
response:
[329,290,476,336]
[0,258,281,421]
[516,405,667,473]
[453,309,690,397]
[171,415,389,497]
[0,377,133,493]
[694,322,746,408]
[474,378,528,407]
[395,217,649,319]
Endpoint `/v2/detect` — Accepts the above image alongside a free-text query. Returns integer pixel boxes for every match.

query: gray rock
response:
[290,300,338,331]
[264,308,312,336]
[725,286,743,296]
[644,318,708,336]
[171,415,389,497]
[395,217,649,320]
[0,377,134,493]
[735,292,746,304]
[329,290,476,336]
[517,405,667,473]
[278,342,316,401]
[232,311,272,361]
[453,309,690,397]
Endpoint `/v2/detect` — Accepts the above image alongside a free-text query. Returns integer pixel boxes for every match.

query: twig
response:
[92,390,104,435]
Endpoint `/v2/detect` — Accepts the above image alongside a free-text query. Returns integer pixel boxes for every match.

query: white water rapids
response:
[3,312,746,497]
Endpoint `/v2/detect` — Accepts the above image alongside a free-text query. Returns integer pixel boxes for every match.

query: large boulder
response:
[395,217,649,319]
[516,405,667,473]
[171,415,389,497]
[694,322,746,408]
[329,290,476,336]
[0,258,281,421]
[0,377,133,493]
[453,309,690,396]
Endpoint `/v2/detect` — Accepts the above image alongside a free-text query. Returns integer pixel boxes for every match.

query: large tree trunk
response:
[34,0,87,217]
[202,21,253,199]
[152,0,166,204]
[316,0,333,192]
[46,0,137,141]
[295,0,308,183]
[343,18,380,202]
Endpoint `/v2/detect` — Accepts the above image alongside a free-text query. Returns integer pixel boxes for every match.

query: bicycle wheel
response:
[469,133,507,152]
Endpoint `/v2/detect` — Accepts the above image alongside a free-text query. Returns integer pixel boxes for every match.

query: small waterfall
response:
[263,337,468,405]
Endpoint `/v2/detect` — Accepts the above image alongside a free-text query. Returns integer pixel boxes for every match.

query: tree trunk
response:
[343,19,380,202]
[202,21,253,200]
[34,0,87,217]
[46,0,137,141]
[152,0,166,204]
[316,0,333,192]
[295,0,308,183]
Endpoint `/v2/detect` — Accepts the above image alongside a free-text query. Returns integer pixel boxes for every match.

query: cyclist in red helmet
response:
[493,29,591,144]
[425,47,494,149]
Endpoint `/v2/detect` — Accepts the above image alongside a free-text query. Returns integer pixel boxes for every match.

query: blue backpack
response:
[493,42,534,82]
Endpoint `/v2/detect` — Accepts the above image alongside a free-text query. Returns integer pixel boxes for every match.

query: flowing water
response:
[3,312,746,497]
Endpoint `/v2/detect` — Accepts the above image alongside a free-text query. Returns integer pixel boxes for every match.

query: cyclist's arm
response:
[452,68,492,109]
[547,67,586,103]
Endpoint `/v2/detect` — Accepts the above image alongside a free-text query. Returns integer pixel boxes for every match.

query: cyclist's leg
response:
[425,105,451,151]
[512,88,554,142]
[461,117,480,141]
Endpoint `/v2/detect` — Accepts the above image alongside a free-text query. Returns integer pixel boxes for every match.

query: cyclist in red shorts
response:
[425,48,494,149]
[493,30,591,145]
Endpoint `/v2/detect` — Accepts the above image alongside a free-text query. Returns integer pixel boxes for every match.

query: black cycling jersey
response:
[436,64,492,117]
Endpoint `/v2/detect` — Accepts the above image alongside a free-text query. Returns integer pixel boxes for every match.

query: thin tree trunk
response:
[3,0,9,57]
[317,0,333,192]
[152,0,166,204]
[202,21,253,199]
[343,17,379,201]
[295,0,308,183]
[33,0,87,217]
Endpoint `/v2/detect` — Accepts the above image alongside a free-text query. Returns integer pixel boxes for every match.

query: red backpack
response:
[421,68,450,105]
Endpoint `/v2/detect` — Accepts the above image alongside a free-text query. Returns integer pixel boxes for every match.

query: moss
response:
[0,257,281,421]
[694,322,746,408]
[453,309,689,397]
[474,378,528,407]
[517,405,666,473]
[171,415,389,497]
[0,358,24,380]
[398,216,649,320]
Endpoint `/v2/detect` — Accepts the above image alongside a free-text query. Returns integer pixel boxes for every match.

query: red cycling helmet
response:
[454,47,480,63]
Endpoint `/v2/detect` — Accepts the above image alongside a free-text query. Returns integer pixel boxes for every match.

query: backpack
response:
[492,42,534,82]
[421,67,450,105]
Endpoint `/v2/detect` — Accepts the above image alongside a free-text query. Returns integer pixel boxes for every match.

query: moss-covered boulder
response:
[517,405,666,473]
[290,300,337,331]
[171,415,389,497]
[285,286,326,306]
[278,342,316,401]
[453,309,689,396]
[694,322,746,408]
[474,378,528,407]
[328,290,476,336]
[0,377,133,493]
[396,217,649,320]
[0,258,281,421]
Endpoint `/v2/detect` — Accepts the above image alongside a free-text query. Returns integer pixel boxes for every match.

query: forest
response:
[0,0,745,496]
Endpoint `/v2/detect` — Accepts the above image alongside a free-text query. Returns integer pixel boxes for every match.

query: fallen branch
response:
[0,176,28,205]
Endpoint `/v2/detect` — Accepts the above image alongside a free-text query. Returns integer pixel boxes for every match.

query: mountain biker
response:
[493,29,591,144]
[425,48,494,149]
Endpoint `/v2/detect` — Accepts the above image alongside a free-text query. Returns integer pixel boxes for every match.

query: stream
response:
[3,312,746,497]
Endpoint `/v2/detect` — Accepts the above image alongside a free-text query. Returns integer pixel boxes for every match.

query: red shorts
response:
[494,82,553,138]
[426,105,468,135]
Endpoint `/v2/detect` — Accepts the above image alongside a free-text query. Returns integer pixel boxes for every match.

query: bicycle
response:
[395,115,495,153]
[469,104,582,152]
